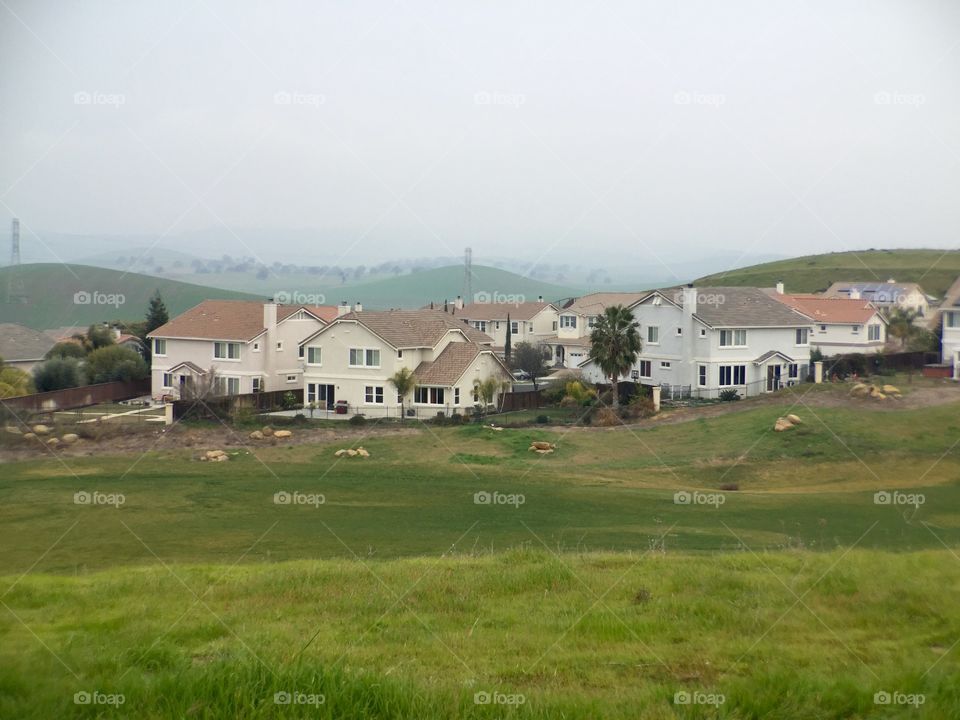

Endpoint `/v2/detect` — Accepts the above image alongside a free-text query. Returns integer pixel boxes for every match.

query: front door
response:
[555,346,565,366]
[766,365,782,392]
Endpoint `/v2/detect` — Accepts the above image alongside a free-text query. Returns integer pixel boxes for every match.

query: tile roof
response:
[333,309,493,348]
[562,292,649,316]
[653,286,813,327]
[769,293,881,324]
[0,323,55,362]
[458,301,555,321]
[148,300,337,341]
[44,325,85,342]
[413,342,490,385]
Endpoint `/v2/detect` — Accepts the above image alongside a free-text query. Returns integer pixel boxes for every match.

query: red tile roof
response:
[771,294,881,324]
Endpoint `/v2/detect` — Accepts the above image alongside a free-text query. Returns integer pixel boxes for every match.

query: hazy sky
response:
[1,0,959,278]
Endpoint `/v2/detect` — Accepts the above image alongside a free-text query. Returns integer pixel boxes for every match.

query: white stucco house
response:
[455,298,559,354]
[147,300,339,400]
[540,292,647,368]
[299,308,513,416]
[823,280,934,321]
[768,287,888,356]
[579,286,814,398]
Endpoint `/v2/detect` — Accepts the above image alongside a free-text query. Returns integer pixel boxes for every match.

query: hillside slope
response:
[695,249,960,297]
[0,264,259,330]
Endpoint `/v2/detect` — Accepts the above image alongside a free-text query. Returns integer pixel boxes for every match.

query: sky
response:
[1,0,959,280]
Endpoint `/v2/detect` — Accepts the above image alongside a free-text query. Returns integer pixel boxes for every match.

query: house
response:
[822,280,934,320]
[299,308,512,416]
[768,285,888,355]
[455,297,559,354]
[937,276,960,377]
[146,300,339,400]
[0,323,55,374]
[579,286,814,398]
[541,292,647,368]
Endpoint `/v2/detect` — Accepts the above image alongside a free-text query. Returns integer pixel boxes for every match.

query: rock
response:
[4,425,22,435]
[882,384,901,396]
[61,433,79,444]
[273,430,293,439]
[205,450,227,460]
[32,424,50,435]
[531,441,553,450]
[249,430,264,440]
[774,417,794,432]
[23,432,36,440]
[262,426,274,436]
[46,438,60,448]
[875,392,887,400]
[535,448,554,454]
[356,448,370,457]
[850,384,871,398]
[786,414,802,425]
[213,454,228,462]
[334,449,347,457]
[346,449,358,457]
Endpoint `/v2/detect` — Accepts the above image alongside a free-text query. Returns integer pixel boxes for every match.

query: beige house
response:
[455,299,559,353]
[299,308,512,416]
[541,291,647,367]
[769,288,888,355]
[822,280,933,320]
[147,300,338,400]
[0,323,55,374]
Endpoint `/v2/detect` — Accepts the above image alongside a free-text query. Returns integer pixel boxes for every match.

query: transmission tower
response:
[463,247,472,303]
[6,218,27,303]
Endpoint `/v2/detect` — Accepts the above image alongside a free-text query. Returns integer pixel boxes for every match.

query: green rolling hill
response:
[695,249,960,298]
[0,264,260,331]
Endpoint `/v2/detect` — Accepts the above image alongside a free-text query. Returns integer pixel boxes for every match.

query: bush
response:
[624,392,656,419]
[540,383,566,405]
[33,358,83,392]
[719,482,739,491]
[719,389,740,402]
[449,413,464,425]
[280,392,299,410]
[348,414,366,426]
[592,407,620,427]
[85,345,148,384]
[535,414,549,424]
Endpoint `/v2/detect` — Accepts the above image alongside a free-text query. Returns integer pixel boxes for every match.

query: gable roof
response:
[939,276,960,311]
[306,309,493,349]
[823,281,931,303]
[0,323,56,362]
[562,292,648,316]
[458,301,556,322]
[642,287,813,328]
[768,293,883,324]
[148,300,336,341]
[412,342,510,385]
[753,349,795,364]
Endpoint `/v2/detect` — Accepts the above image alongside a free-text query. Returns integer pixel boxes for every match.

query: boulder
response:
[205,450,227,460]
[32,424,51,435]
[531,441,553,450]
[334,449,347,457]
[882,385,901,397]
[534,448,554,454]
[262,426,274,436]
[4,425,22,435]
[46,437,60,448]
[347,449,358,457]
[273,430,293,439]
[773,417,794,432]
[850,384,871,398]
[356,447,370,457]
[23,432,36,440]
[249,430,264,440]
[786,414,802,425]
[61,433,79,445]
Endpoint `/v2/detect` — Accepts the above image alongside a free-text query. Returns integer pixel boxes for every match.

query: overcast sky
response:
[1,0,958,277]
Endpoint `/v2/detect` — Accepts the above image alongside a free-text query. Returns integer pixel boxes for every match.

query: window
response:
[398,350,403,358]
[276,341,284,351]
[528,323,534,332]
[454,388,460,405]
[560,315,577,329]
[852,325,861,334]
[365,385,384,404]
[472,320,487,332]
[495,322,500,330]
[587,316,597,328]
[349,348,380,367]
[698,365,706,386]
[719,329,746,347]
[414,387,445,404]
[253,342,260,352]
[286,375,298,383]
[153,338,167,356]
[947,312,959,328]
[511,321,519,334]
[307,347,322,365]
[214,376,240,395]
[788,363,799,378]
[796,328,809,345]
[214,341,240,360]
[252,377,262,393]
[676,327,683,336]
[719,365,746,386]
[162,372,173,388]
[639,360,652,378]
[700,328,707,337]
[552,321,558,331]
[647,326,659,344]
[819,324,827,332]
[298,345,304,359]
[868,324,881,341]
[660,361,671,369]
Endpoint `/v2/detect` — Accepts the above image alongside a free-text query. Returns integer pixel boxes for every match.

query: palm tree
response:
[388,367,417,420]
[588,305,642,409]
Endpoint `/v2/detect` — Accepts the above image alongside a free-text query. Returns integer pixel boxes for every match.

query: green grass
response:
[0,263,258,330]
[2,395,960,717]
[694,248,960,296]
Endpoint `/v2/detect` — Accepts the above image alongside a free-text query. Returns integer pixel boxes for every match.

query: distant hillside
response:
[695,249,960,298]
[0,264,259,331]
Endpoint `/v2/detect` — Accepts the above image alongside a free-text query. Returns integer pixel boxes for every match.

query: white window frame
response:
[639,360,652,378]
[472,320,487,332]
[213,341,241,361]
[719,329,747,348]
[162,372,173,388]
[307,347,322,366]
[454,387,460,405]
[852,325,861,334]
[868,324,881,341]
[795,328,809,346]
[348,347,381,368]
[286,374,298,383]
[252,341,261,352]
[559,315,577,329]
[699,328,707,337]
[511,321,519,334]
[252,377,262,393]
[215,376,240,395]
[698,365,706,387]
[276,341,284,351]
[153,338,167,356]
[364,385,384,404]
[414,386,446,405]
[660,361,671,369]
[298,344,304,359]
[719,365,746,386]
[646,326,659,345]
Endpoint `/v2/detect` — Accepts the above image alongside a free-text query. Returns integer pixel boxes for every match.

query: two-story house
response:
[768,286,888,355]
[579,286,814,398]
[147,300,338,400]
[822,280,934,321]
[456,298,559,355]
[542,292,647,368]
[938,276,960,378]
[299,308,512,415]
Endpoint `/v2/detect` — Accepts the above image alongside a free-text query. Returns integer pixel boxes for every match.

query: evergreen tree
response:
[504,313,512,363]
[145,290,169,335]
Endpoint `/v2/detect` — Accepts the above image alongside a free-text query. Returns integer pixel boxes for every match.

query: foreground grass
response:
[1,550,958,719]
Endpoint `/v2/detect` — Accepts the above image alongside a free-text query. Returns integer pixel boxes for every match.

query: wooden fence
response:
[500,390,543,412]
[0,379,151,414]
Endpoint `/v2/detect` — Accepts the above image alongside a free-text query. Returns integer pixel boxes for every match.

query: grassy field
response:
[694,248,960,297]
[2,393,960,717]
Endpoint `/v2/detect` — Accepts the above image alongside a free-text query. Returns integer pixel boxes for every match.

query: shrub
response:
[33,358,83,392]
[280,392,299,410]
[719,482,739,491]
[348,414,366,426]
[85,345,148,384]
[719,389,740,402]
[540,383,566,405]
[624,392,656,419]
[535,414,549,424]
[559,396,578,408]
[592,407,620,427]
[449,413,464,425]
[563,381,596,405]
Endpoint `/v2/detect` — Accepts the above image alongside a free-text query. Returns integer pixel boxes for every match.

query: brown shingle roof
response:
[0,323,55,362]
[770,294,881,324]
[413,343,487,385]
[332,309,493,348]
[562,292,648,316]
[652,287,812,327]
[148,300,337,341]
[458,301,555,322]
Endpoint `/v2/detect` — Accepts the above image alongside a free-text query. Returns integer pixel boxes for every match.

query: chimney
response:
[683,284,697,317]
[537,295,543,303]
[775,281,784,295]
[849,288,861,300]
[263,302,278,331]
[337,301,350,317]
[354,301,363,313]
[455,295,464,310]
